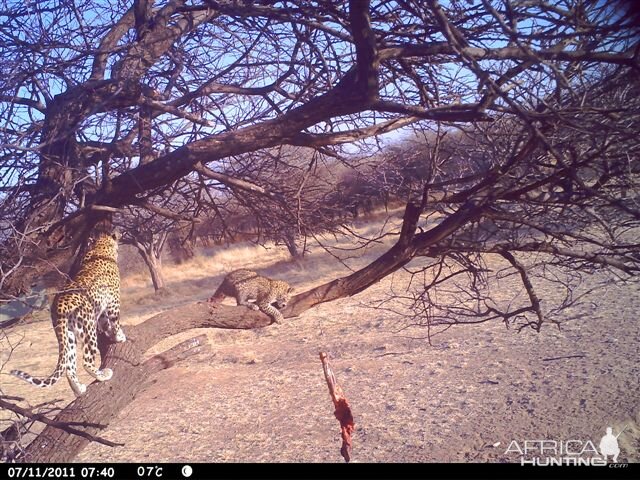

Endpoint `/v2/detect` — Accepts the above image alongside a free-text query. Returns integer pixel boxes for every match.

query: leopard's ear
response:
[287,286,295,294]
[111,229,122,241]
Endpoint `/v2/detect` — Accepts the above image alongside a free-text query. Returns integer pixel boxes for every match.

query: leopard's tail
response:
[10,365,65,388]
[11,328,66,388]
[11,361,65,388]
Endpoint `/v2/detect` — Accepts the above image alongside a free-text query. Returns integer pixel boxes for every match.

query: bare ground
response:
[2,216,639,463]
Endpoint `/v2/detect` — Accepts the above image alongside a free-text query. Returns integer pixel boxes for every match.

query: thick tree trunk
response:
[2,210,113,298]
[283,229,303,260]
[21,302,273,462]
[19,200,484,462]
[2,79,148,299]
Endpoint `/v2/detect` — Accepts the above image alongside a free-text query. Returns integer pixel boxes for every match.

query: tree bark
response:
[20,302,274,462]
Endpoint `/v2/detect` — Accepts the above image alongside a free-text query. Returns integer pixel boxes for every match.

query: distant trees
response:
[211,146,356,258]
[115,177,200,291]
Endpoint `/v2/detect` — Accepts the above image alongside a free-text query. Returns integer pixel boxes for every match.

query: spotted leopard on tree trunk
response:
[11,232,126,396]
[208,269,295,324]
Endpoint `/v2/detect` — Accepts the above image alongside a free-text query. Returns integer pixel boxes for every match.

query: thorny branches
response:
[0,397,123,449]
[0,0,638,332]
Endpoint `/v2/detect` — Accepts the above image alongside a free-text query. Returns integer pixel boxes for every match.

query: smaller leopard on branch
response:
[11,232,126,396]
[209,269,295,324]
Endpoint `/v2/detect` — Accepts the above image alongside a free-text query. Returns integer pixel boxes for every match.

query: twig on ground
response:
[0,398,123,448]
[541,354,586,362]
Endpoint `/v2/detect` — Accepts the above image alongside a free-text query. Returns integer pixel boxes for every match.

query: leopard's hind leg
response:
[78,303,113,383]
[97,303,126,344]
[81,331,113,382]
[236,290,259,311]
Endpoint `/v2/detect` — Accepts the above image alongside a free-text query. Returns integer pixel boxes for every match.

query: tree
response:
[208,146,355,259]
[0,0,633,298]
[117,185,198,292]
[1,0,639,461]
[122,223,169,292]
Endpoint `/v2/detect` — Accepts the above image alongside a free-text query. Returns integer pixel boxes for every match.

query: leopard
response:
[11,232,126,396]
[208,269,295,324]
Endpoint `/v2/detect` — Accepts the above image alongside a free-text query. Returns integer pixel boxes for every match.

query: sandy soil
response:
[1,214,639,463]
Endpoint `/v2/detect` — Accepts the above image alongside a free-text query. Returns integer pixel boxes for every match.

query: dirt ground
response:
[1,216,639,463]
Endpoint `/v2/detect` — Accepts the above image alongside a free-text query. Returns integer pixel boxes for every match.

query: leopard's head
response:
[86,232,119,261]
[274,284,295,310]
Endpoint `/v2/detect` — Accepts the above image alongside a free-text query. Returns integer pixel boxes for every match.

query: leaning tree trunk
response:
[129,232,168,292]
[20,200,484,462]
[138,248,166,292]
[20,275,391,462]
